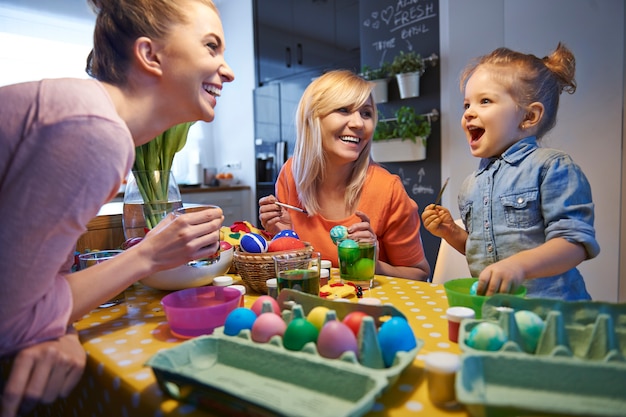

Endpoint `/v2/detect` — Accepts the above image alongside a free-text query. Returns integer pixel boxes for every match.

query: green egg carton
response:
[456,294,626,417]
[146,295,422,417]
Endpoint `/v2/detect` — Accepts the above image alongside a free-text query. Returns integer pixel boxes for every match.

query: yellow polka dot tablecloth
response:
[65,274,469,417]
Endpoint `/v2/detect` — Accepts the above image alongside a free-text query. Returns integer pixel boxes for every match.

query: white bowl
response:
[218,178,235,187]
[140,247,234,291]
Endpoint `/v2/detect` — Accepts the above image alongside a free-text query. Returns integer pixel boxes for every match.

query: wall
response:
[439,0,624,302]
[204,0,257,224]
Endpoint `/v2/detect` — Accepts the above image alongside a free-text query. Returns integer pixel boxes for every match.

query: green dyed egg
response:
[338,239,360,265]
[282,318,319,351]
[352,258,375,280]
[466,322,507,351]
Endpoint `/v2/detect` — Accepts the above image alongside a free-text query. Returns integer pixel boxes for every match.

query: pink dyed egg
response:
[317,320,358,359]
[251,312,286,343]
[251,295,281,316]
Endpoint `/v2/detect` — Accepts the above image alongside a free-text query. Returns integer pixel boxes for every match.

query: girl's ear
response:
[134,37,163,77]
[522,102,544,129]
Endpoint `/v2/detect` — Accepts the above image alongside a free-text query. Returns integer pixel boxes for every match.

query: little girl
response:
[422,43,599,300]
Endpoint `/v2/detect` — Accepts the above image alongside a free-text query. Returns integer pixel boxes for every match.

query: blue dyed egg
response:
[240,233,269,253]
[273,229,299,240]
[378,317,417,367]
[224,307,257,336]
[330,225,349,244]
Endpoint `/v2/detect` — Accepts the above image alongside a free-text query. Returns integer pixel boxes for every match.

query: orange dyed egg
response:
[267,236,305,252]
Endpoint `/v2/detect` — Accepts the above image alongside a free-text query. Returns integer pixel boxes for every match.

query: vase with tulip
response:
[122,122,193,239]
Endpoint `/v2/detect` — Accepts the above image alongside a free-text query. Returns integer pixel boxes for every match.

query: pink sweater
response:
[276,159,426,267]
[0,79,134,355]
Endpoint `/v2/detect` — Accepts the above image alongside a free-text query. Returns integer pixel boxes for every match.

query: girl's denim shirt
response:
[458,136,600,300]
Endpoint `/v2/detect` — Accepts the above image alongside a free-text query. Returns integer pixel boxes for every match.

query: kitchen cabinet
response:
[254,0,360,85]
[182,187,251,228]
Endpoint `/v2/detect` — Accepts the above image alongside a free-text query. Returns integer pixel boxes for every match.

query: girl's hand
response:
[2,329,85,417]
[258,195,292,235]
[476,258,526,296]
[421,204,456,239]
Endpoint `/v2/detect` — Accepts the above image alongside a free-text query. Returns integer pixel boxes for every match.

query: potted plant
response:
[390,51,425,99]
[371,106,431,162]
[361,62,392,104]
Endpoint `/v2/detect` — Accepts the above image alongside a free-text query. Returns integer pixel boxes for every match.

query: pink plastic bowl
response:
[162,286,241,338]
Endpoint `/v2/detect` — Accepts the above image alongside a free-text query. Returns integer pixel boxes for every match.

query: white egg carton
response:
[456,294,626,417]
[146,293,422,417]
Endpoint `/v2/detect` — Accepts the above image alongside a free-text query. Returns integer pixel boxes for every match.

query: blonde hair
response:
[460,42,576,138]
[86,0,218,85]
[292,70,377,215]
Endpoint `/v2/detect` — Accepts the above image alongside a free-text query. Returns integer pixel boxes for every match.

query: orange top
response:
[276,159,426,267]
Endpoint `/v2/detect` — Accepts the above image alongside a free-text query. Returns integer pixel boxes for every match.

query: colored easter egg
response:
[251,295,281,316]
[273,229,299,240]
[267,236,305,252]
[352,258,375,280]
[240,233,269,253]
[306,306,331,331]
[470,280,479,295]
[317,320,358,360]
[330,225,349,244]
[466,322,507,351]
[223,307,257,336]
[282,318,319,351]
[338,239,360,264]
[342,311,369,337]
[251,312,286,343]
[378,317,417,367]
[514,310,545,353]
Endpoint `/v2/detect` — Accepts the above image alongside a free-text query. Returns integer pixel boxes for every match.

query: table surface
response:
[67,273,468,417]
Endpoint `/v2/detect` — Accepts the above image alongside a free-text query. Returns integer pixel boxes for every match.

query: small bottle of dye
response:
[266,278,278,299]
[230,284,246,307]
[320,268,330,287]
[213,276,233,287]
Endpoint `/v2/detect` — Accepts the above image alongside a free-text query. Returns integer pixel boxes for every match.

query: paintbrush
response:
[434,177,450,205]
[276,201,307,214]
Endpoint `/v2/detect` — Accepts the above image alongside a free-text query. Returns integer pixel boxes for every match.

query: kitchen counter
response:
[113,184,251,200]
[77,185,252,252]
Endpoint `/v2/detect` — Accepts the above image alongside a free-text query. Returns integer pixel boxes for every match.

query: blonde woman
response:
[259,70,430,281]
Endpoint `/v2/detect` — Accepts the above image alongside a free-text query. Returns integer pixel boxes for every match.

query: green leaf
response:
[131,122,194,228]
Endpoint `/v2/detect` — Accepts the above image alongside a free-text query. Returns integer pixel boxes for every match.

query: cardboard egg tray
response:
[456,294,626,417]
[146,290,422,417]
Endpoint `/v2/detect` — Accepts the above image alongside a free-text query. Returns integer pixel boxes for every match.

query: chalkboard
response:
[360,0,443,276]
[360,0,439,71]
